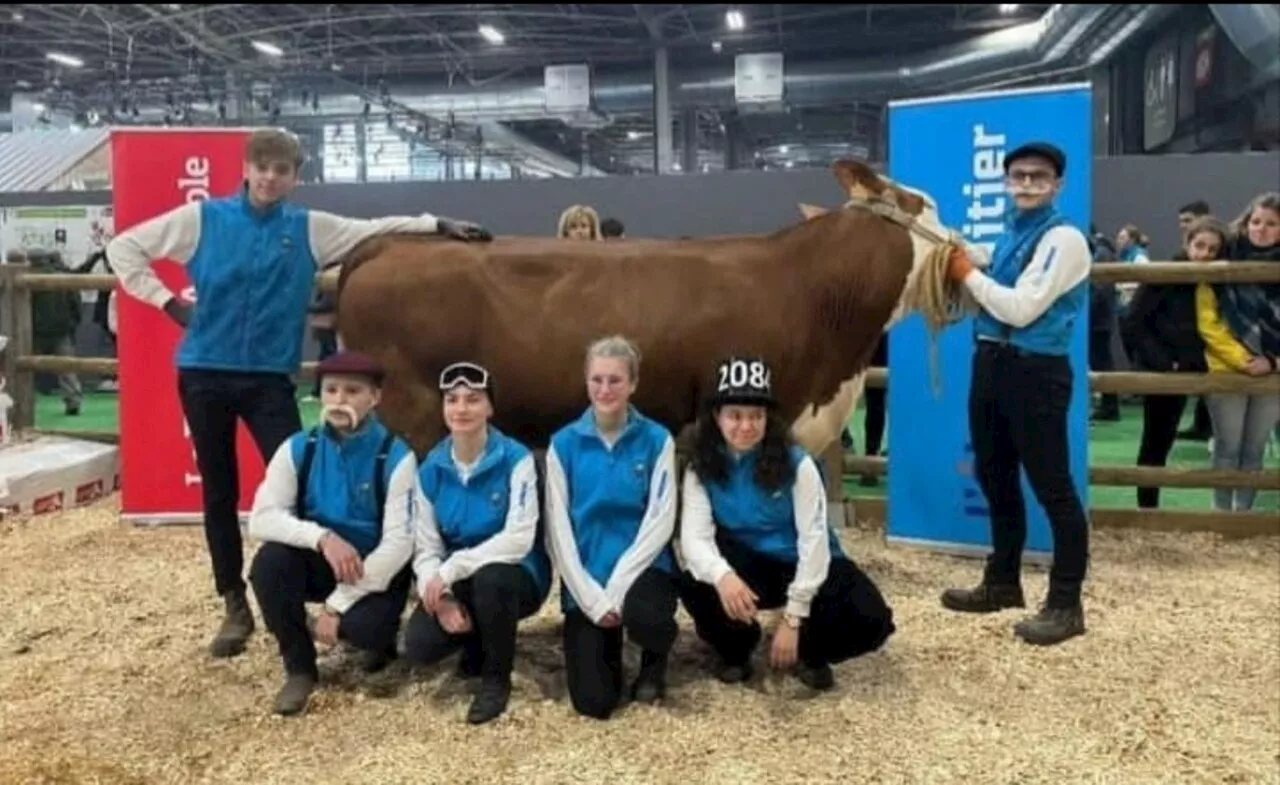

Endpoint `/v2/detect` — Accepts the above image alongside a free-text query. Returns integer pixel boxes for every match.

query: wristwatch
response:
[782,612,802,629]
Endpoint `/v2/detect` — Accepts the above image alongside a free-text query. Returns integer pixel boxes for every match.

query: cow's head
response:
[824,158,964,329]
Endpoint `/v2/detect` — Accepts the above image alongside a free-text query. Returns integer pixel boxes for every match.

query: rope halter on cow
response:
[841,188,981,397]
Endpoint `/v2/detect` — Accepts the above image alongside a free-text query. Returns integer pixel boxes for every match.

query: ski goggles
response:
[439,362,491,392]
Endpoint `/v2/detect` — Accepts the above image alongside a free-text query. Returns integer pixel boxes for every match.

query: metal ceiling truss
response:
[0,4,1171,178]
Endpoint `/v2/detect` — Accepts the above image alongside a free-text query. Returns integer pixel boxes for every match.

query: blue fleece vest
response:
[418,427,552,599]
[973,204,1087,357]
[702,444,847,562]
[178,189,318,374]
[289,415,411,558]
[549,406,677,613]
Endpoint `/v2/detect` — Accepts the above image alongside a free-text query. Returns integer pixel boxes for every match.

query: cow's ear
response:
[798,203,829,220]
[832,158,885,199]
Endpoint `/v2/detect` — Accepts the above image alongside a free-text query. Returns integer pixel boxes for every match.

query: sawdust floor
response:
[1,498,1277,785]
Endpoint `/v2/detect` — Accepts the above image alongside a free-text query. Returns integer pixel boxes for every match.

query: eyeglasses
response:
[1004,169,1056,186]
[439,362,490,391]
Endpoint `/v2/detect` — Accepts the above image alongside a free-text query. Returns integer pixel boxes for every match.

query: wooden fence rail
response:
[4,261,1279,537]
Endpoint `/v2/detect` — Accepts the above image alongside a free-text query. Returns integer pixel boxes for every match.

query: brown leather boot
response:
[940,582,1026,614]
[209,589,255,658]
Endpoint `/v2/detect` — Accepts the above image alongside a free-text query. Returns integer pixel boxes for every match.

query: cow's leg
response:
[377,358,445,456]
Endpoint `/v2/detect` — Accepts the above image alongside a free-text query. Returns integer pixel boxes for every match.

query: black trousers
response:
[249,542,413,678]
[177,369,302,597]
[1088,330,1119,415]
[1137,394,1188,508]
[562,568,679,720]
[679,531,895,669]
[969,343,1090,609]
[402,563,545,682]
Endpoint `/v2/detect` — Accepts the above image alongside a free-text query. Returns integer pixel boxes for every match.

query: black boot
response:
[273,672,317,716]
[940,582,1025,614]
[714,659,753,685]
[360,646,398,674]
[467,677,512,725]
[795,662,835,691]
[210,589,255,658]
[630,650,668,703]
[1014,605,1086,646]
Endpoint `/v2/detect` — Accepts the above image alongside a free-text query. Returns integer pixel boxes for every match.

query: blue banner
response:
[885,83,1092,558]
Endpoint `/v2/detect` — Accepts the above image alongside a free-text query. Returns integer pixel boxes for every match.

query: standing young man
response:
[939,141,1092,647]
[107,128,491,659]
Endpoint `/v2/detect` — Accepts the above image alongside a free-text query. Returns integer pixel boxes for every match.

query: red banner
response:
[111,128,266,522]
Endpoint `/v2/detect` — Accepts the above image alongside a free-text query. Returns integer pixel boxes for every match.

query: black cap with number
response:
[711,354,777,408]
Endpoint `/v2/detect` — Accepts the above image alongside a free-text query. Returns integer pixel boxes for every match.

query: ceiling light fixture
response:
[999,4,1020,13]
[711,40,723,53]
[726,10,745,31]
[251,40,283,57]
[46,52,84,68]
[479,24,505,45]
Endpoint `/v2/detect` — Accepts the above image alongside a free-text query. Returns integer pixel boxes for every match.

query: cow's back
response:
[336,234,809,448]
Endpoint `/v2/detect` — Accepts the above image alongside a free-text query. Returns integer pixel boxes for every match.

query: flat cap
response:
[316,350,385,384]
[1004,141,1066,177]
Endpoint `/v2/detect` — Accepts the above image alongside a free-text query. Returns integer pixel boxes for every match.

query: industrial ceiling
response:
[0,4,1177,179]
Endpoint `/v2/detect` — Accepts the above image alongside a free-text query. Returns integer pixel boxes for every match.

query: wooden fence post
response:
[0,264,35,431]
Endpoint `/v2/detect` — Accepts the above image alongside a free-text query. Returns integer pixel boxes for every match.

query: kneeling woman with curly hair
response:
[678,355,896,690]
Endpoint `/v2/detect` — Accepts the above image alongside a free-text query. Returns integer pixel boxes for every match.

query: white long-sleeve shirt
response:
[106,199,440,309]
[962,225,1092,330]
[411,453,540,598]
[679,455,830,619]
[542,434,678,624]
[247,439,421,614]
[602,435,678,613]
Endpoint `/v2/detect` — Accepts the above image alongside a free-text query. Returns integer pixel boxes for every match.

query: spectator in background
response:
[1120,217,1217,508]
[1174,200,1214,441]
[601,217,626,239]
[29,249,84,416]
[558,205,602,241]
[1196,194,1280,512]
[1088,227,1121,422]
[1114,224,1151,312]
[74,248,119,392]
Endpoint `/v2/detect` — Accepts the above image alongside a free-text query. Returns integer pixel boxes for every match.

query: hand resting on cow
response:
[677,355,896,691]
[543,335,681,721]
[403,361,552,726]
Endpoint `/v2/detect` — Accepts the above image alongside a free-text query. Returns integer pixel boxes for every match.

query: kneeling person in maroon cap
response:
[247,350,421,716]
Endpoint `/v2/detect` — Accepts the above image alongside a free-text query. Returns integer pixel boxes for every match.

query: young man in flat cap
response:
[107,128,490,661]
[246,350,421,716]
[941,141,1092,647]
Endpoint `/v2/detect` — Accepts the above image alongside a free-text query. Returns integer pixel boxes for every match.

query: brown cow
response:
[329,159,971,458]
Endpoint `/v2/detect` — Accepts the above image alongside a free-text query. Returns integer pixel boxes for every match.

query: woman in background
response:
[558,204,602,241]
[1121,219,1222,508]
[1195,194,1280,511]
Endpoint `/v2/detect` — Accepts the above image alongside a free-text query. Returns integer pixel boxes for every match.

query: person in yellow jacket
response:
[1192,197,1280,512]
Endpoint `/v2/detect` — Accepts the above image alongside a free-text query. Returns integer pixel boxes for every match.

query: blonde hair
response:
[558,204,602,240]
[585,335,641,381]
[1233,191,1280,235]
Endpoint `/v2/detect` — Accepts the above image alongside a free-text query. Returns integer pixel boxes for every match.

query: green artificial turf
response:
[34,391,1278,512]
